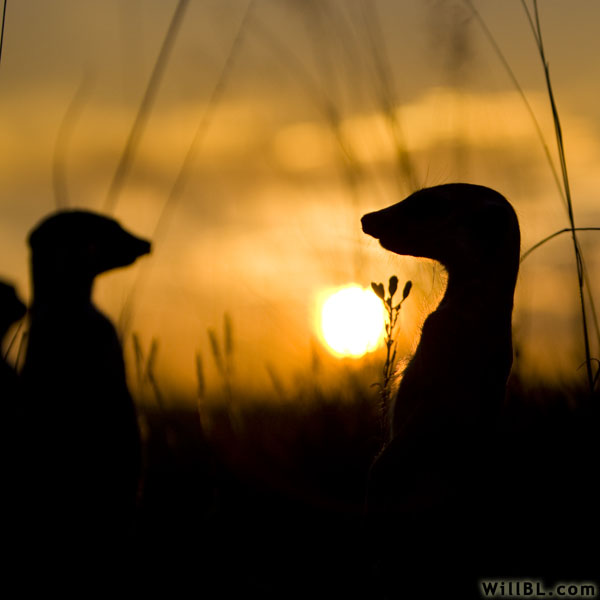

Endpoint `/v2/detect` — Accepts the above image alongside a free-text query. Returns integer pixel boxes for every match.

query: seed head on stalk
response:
[371,276,412,442]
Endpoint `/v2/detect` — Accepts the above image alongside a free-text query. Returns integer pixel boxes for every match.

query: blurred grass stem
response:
[117,1,254,336]
[104,0,190,213]
[53,69,94,209]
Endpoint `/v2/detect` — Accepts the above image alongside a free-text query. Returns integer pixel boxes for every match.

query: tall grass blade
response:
[3,318,22,361]
[117,1,255,332]
[266,362,285,397]
[522,0,597,392]
[15,328,27,373]
[464,0,566,206]
[520,228,600,263]
[146,338,159,379]
[132,332,144,386]
[195,352,205,399]
[104,0,191,213]
[150,0,255,244]
[208,328,224,377]
[0,0,7,67]
[224,312,234,359]
[53,69,94,209]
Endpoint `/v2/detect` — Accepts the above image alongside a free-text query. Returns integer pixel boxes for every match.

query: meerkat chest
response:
[26,302,128,404]
[390,305,511,439]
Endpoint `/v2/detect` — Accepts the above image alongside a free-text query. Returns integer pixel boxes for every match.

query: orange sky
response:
[1,0,599,399]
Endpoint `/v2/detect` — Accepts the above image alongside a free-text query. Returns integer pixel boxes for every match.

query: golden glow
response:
[272,121,334,171]
[318,285,386,358]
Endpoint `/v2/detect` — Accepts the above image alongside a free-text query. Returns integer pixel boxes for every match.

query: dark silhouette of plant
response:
[208,312,235,401]
[132,333,164,409]
[521,0,599,393]
[371,275,411,441]
[0,0,7,67]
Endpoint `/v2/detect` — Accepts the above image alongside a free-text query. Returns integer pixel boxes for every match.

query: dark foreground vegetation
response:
[135,390,378,597]
[130,375,599,597]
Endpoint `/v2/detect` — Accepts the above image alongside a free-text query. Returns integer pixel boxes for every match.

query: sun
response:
[318,284,386,358]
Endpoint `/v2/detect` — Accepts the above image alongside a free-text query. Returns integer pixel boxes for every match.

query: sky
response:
[1,0,599,400]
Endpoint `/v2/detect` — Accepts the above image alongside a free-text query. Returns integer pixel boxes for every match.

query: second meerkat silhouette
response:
[1,281,27,565]
[362,184,521,591]
[22,210,151,558]
[0,281,26,402]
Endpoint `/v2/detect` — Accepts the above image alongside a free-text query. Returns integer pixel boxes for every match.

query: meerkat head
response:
[29,210,151,284]
[361,183,520,274]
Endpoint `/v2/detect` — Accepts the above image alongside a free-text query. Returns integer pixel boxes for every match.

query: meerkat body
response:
[1,281,27,552]
[22,211,150,563]
[362,184,521,594]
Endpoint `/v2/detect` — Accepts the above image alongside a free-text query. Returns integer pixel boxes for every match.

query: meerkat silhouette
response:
[22,210,150,559]
[362,184,521,593]
[1,279,26,441]
[0,280,26,401]
[1,281,27,565]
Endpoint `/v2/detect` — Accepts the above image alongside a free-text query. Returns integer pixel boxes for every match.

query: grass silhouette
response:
[0,0,7,67]
[370,275,411,442]
[129,374,598,595]
[468,0,600,392]
[522,0,599,392]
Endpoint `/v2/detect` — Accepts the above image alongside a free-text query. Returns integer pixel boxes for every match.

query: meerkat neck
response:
[31,267,93,311]
[439,259,518,316]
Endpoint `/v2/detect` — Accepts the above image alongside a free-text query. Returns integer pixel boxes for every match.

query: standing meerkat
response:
[22,210,151,567]
[362,184,520,594]
[362,184,520,448]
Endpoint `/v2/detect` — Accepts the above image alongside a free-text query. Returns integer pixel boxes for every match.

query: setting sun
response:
[318,285,386,358]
